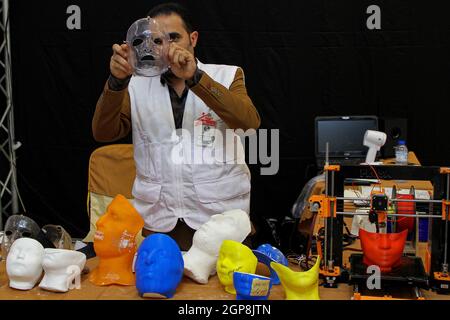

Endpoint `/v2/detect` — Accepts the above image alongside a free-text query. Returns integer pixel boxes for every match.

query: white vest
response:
[128,61,251,232]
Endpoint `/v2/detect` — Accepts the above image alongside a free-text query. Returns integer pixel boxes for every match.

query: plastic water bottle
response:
[395,140,408,165]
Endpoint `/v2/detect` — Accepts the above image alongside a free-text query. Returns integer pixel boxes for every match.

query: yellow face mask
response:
[216,240,257,294]
[270,256,321,300]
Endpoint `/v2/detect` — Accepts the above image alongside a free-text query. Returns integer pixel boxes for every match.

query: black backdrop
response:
[8,0,450,245]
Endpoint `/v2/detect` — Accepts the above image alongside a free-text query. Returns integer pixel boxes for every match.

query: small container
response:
[395,140,408,165]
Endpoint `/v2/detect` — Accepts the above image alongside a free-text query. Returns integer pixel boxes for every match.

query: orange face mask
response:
[359,229,408,273]
[89,195,144,286]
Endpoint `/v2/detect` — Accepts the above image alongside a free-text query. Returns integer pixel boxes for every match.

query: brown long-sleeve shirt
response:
[92,68,261,143]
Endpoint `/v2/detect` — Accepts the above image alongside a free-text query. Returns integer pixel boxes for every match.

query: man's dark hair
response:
[147,2,194,34]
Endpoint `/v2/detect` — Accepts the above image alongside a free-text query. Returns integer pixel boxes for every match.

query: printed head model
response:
[135,234,184,299]
[217,240,257,294]
[6,238,45,290]
[89,194,144,286]
[183,209,251,284]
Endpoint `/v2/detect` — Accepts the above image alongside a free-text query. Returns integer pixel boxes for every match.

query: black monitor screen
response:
[316,117,378,157]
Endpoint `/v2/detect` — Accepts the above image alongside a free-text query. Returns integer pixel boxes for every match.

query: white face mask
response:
[126,17,170,77]
[39,249,86,293]
[6,238,44,290]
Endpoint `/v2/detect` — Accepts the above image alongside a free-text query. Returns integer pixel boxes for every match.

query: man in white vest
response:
[92,3,260,250]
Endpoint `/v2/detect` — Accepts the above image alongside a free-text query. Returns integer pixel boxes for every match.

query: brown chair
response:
[84,144,144,244]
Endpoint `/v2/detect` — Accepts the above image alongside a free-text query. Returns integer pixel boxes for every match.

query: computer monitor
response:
[315,116,379,161]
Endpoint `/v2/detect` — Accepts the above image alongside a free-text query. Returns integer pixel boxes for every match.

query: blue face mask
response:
[233,272,272,300]
[135,234,184,299]
[252,244,288,285]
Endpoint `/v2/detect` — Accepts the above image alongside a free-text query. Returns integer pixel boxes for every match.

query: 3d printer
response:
[307,164,450,299]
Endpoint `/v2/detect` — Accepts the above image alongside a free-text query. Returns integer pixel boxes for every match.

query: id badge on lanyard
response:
[194,112,217,148]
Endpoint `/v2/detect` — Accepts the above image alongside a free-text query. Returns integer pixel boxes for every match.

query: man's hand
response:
[110,44,133,80]
[167,43,197,80]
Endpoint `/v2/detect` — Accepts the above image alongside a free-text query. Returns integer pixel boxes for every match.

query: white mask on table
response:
[39,249,86,293]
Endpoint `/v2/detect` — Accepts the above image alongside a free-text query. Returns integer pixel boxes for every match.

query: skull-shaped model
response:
[2,215,41,256]
[126,17,170,77]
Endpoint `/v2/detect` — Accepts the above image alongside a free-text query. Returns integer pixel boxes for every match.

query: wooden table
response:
[0,258,355,300]
[0,257,448,300]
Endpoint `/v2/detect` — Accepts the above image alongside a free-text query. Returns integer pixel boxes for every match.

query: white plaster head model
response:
[183,209,251,284]
[39,249,87,293]
[6,238,44,290]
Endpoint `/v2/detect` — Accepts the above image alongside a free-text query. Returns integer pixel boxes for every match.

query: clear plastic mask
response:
[126,17,170,77]
[2,215,41,256]
[42,225,73,250]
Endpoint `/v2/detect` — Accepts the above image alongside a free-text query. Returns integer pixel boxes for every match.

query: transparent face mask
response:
[126,17,170,77]
[2,215,41,257]
[42,225,73,250]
